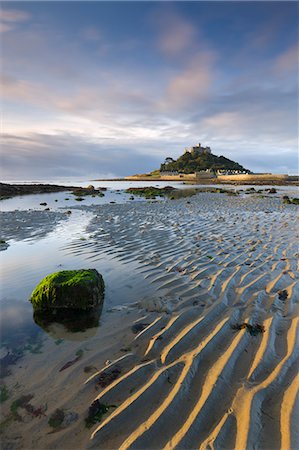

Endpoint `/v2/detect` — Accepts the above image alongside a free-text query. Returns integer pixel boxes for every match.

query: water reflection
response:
[0,300,43,378]
[0,300,41,351]
[33,305,103,339]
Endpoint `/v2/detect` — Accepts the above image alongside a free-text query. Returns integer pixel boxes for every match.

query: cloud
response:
[0,23,14,33]
[1,9,31,22]
[154,9,197,56]
[0,8,31,33]
[274,44,298,74]
[1,3,297,177]
[0,132,163,180]
[161,52,215,111]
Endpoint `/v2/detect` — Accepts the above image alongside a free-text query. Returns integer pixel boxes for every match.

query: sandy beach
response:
[1,190,298,450]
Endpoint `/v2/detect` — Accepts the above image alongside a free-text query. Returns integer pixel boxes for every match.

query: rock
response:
[40,202,47,206]
[0,240,9,251]
[267,188,277,194]
[30,269,104,312]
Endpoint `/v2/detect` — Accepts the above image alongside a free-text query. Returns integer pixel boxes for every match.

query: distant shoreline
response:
[0,182,78,198]
[93,176,299,186]
[1,175,298,200]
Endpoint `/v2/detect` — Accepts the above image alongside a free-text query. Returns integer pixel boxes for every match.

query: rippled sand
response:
[1,192,298,449]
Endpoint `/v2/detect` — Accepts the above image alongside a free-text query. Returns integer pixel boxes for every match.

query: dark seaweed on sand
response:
[231,323,265,336]
[85,400,116,428]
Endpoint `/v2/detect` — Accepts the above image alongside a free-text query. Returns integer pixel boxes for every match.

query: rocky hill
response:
[160,144,249,174]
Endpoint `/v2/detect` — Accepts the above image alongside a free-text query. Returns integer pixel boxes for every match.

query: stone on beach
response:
[30,269,104,312]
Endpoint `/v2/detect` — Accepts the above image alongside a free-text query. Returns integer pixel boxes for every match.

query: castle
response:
[184,143,211,156]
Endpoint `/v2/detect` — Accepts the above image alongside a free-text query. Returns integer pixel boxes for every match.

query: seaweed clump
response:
[96,367,121,388]
[85,400,115,428]
[231,322,265,336]
[282,196,299,205]
[72,186,106,198]
[0,385,10,403]
[125,186,175,200]
[48,409,65,429]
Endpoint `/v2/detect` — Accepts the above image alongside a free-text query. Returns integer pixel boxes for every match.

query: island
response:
[125,142,298,185]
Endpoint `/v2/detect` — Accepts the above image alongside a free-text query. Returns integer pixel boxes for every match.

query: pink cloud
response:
[275,44,298,73]
[162,52,214,110]
[1,8,30,34]
[153,9,197,56]
[0,23,14,33]
[1,9,31,22]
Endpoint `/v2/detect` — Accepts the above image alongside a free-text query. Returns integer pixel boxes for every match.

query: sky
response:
[1,1,298,180]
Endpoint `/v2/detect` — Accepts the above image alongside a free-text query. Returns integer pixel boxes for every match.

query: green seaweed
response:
[0,385,9,403]
[10,394,34,421]
[125,186,175,199]
[48,408,65,429]
[85,400,115,428]
[75,349,84,358]
[23,341,43,354]
[30,269,104,311]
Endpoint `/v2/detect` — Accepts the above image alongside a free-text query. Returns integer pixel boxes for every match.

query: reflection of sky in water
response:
[0,208,155,348]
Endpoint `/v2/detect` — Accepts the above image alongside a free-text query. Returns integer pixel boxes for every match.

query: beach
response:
[0,187,298,449]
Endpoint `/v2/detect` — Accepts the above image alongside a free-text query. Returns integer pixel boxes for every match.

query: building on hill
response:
[184,143,211,156]
[160,142,249,175]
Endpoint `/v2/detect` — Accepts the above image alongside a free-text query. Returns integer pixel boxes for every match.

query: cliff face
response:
[160,150,249,174]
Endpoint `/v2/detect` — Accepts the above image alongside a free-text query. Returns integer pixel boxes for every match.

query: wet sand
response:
[1,192,298,449]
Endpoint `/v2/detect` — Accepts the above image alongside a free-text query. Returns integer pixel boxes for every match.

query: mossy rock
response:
[30,269,104,312]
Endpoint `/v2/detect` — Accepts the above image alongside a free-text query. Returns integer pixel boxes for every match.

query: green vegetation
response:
[160,149,248,174]
[0,385,9,404]
[72,186,105,198]
[125,186,240,201]
[30,269,104,311]
[126,186,175,199]
[10,394,34,421]
[283,196,299,205]
[48,409,65,429]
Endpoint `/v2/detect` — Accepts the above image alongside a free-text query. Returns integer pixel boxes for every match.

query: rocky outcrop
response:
[0,183,77,198]
[30,269,104,312]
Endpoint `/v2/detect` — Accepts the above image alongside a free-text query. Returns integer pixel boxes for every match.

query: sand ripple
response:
[3,193,298,449]
[59,194,299,450]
